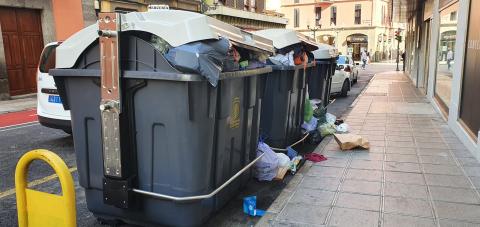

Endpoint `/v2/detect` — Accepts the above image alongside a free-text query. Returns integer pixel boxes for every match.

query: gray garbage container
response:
[253,29,317,149]
[259,64,313,149]
[309,44,338,108]
[51,11,273,227]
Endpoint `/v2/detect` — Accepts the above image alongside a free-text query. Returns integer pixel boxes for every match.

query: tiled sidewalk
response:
[257,72,480,227]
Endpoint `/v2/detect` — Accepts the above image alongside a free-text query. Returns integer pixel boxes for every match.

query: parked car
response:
[337,55,359,84]
[37,42,72,134]
[330,66,351,97]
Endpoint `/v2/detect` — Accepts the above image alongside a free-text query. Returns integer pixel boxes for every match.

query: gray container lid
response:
[253,29,318,52]
[56,10,274,69]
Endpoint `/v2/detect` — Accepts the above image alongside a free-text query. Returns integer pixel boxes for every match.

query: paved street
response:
[258,71,480,227]
[0,63,404,227]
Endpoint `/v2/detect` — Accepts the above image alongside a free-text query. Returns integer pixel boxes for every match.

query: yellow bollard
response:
[15,149,76,227]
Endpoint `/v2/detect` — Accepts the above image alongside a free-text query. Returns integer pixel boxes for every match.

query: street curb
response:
[255,136,333,226]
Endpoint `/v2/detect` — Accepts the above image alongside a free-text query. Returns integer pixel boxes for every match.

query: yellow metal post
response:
[15,149,76,227]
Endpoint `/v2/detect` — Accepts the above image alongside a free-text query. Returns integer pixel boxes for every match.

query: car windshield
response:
[337,56,348,64]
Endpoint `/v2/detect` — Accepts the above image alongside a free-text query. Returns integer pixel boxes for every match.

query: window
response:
[381,6,385,25]
[39,44,58,73]
[450,11,457,21]
[434,4,459,113]
[294,8,300,27]
[294,0,299,4]
[331,6,337,25]
[354,4,361,24]
[315,7,321,26]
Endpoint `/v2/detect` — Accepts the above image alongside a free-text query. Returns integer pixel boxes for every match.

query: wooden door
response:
[0,7,44,96]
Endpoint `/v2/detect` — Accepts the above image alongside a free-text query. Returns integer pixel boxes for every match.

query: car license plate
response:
[48,95,62,104]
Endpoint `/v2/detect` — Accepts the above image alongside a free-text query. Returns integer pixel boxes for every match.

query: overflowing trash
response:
[336,123,349,133]
[243,196,265,217]
[334,134,370,150]
[255,142,280,181]
[254,143,303,181]
[165,37,230,87]
[276,152,291,168]
[289,155,303,174]
[319,123,337,137]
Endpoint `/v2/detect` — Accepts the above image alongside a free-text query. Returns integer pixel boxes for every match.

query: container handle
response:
[132,153,265,202]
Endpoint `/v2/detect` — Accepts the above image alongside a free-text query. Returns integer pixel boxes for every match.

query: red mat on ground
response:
[0,109,38,128]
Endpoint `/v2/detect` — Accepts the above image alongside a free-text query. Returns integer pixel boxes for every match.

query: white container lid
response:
[56,10,274,68]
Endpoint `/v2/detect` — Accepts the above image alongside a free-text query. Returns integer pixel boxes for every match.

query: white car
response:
[337,55,359,84]
[330,67,351,97]
[37,42,72,134]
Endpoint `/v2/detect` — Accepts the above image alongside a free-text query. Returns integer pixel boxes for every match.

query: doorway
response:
[346,34,368,61]
[0,7,44,96]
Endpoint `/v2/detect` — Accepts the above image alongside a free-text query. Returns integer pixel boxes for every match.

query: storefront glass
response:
[434,2,458,111]
[459,0,480,138]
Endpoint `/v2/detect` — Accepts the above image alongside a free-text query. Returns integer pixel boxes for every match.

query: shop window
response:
[459,0,480,137]
[355,4,361,25]
[315,7,321,26]
[331,6,337,25]
[294,8,300,27]
[434,3,458,113]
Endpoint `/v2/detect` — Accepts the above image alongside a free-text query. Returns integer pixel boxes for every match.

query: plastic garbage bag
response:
[255,142,279,181]
[276,152,291,168]
[165,38,230,87]
[302,116,318,132]
[150,35,171,54]
[268,51,294,66]
[326,113,336,124]
[243,196,265,217]
[319,123,337,137]
[304,96,314,123]
[314,105,327,124]
[336,123,349,133]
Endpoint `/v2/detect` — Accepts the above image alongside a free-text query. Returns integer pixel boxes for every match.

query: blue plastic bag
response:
[243,196,265,217]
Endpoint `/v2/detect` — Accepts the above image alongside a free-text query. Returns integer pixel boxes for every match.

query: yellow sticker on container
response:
[230,97,241,129]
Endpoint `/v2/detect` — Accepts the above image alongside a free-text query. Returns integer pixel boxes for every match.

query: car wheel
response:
[340,80,349,97]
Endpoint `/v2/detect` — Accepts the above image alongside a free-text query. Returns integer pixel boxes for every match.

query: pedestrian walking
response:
[447,49,453,70]
[361,50,367,69]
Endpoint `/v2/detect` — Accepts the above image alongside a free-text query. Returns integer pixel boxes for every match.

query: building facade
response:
[280,0,403,61]
[403,0,480,158]
[0,0,286,99]
[204,0,288,30]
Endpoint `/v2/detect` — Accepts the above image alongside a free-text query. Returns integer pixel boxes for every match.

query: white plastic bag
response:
[326,113,336,124]
[276,152,291,168]
[255,142,279,181]
[336,123,349,133]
